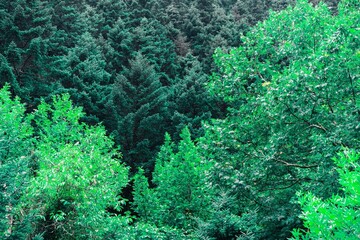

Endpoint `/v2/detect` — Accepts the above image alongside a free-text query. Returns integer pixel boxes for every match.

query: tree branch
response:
[274,158,318,169]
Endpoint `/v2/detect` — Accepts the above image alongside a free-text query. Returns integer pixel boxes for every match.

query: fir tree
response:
[133,128,212,231]
[106,54,170,171]
[0,0,56,106]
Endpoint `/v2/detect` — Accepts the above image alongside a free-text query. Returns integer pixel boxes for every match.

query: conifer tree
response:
[133,128,212,231]
[96,0,128,39]
[171,55,225,139]
[58,32,111,124]
[131,18,178,84]
[106,54,169,171]
[0,0,56,106]
[107,17,134,74]
[50,0,88,49]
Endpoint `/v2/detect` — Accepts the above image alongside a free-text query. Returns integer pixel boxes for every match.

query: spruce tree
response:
[106,54,170,171]
[0,0,56,106]
[58,32,111,124]
[133,128,212,232]
[171,54,225,139]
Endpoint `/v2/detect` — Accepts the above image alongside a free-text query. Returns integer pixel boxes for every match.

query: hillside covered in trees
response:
[1,0,359,239]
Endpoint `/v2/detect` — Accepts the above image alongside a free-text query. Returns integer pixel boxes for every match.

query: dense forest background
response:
[1,0,359,239]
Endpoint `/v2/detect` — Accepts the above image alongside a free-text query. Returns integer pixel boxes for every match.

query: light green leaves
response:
[205,0,359,238]
[20,92,129,239]
[0,84,33,238]
[292,150,360,240]
[133,127,212,232]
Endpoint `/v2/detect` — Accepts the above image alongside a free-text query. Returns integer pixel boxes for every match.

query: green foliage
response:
[60,32,112,124]
[0,85,34,239]
[21,94,129,239]
[195,191,260,240]
[0,0,56,105]
[2,0,355,239]
[106,54,170,170]
[171,55,225,140]
[50,0,88,49]
[292,149,360,240]
[205,0,359,238]
[133,128,212,234]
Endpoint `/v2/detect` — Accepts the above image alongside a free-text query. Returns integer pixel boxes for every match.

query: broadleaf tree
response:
[203,0,359,238]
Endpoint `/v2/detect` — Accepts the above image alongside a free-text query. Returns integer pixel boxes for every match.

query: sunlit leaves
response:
[292,150,360,240]
[22,94,129,239]
[206,0,359,238]
[0,85,33,238]
[133,128,212,232]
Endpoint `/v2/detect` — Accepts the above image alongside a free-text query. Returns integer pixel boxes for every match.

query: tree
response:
[292,149,360,240]
[0,85,34,239]
[50,0,88,50]
[58,32,112,125]
[133,128,212,233]
[95,0,128,39]
[107,17,134,74]
[0,0,57,106]
[132,18,178,84]
[0,85,182,239]
[204,0,359,238]
[20,94,129,239]
[170,55,225,140]
[106,54,170,171]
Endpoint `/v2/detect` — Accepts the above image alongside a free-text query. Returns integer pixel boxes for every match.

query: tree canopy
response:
[3,0,359,239]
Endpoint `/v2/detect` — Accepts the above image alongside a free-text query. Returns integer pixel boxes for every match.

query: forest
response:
[0,0,359,239]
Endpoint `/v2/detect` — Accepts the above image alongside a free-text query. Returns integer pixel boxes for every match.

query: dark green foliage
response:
[107,17,133,73]
[171,55,225,139]
[0,55,18,94]
[96,0,128,38]
[50,0,88,49]
[59,32,112,124]
[132,18,178,84]
[0,0,56,105]
[106,54,169,170]
[107,15,178,83]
